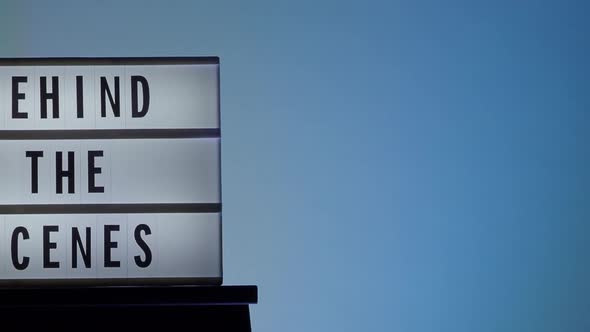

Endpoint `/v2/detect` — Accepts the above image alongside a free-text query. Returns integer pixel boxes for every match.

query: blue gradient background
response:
[1,1,589,331]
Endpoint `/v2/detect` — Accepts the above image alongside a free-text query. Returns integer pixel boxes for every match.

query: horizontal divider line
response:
[0,56,220,66]
[0,203,221,214]
[0,128,220,140]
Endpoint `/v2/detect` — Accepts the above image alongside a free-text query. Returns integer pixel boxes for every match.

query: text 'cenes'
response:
[10,224,152,270]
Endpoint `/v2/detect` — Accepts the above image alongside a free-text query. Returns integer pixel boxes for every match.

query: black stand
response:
[0,285,258,331]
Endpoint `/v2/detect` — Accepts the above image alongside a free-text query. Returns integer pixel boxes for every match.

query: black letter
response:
[76,76,84,118]
[43,225,59,268]
[72,227,91,268]
[12,76,28,119]
[104,225,120,268]
[11,227,29,270]
[40,76,59,118]
[26,151,43,194]
[88,150,104,193]
[131,76,150,118]
[100,77,120,117]
[134,224,152,268]
[56,151,75,194]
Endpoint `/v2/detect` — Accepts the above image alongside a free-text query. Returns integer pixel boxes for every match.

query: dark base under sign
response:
[0,285,258,331]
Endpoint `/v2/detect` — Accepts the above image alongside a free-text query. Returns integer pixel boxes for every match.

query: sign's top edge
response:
[0,57,220,66]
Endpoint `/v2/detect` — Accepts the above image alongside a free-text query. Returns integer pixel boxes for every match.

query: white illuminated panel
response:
[0,138,219,205]
[0,213,221,280]
[0,63,219,130]
[0,58,222,285]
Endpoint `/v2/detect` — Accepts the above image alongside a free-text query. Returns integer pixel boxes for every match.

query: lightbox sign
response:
[0,57,221,285]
